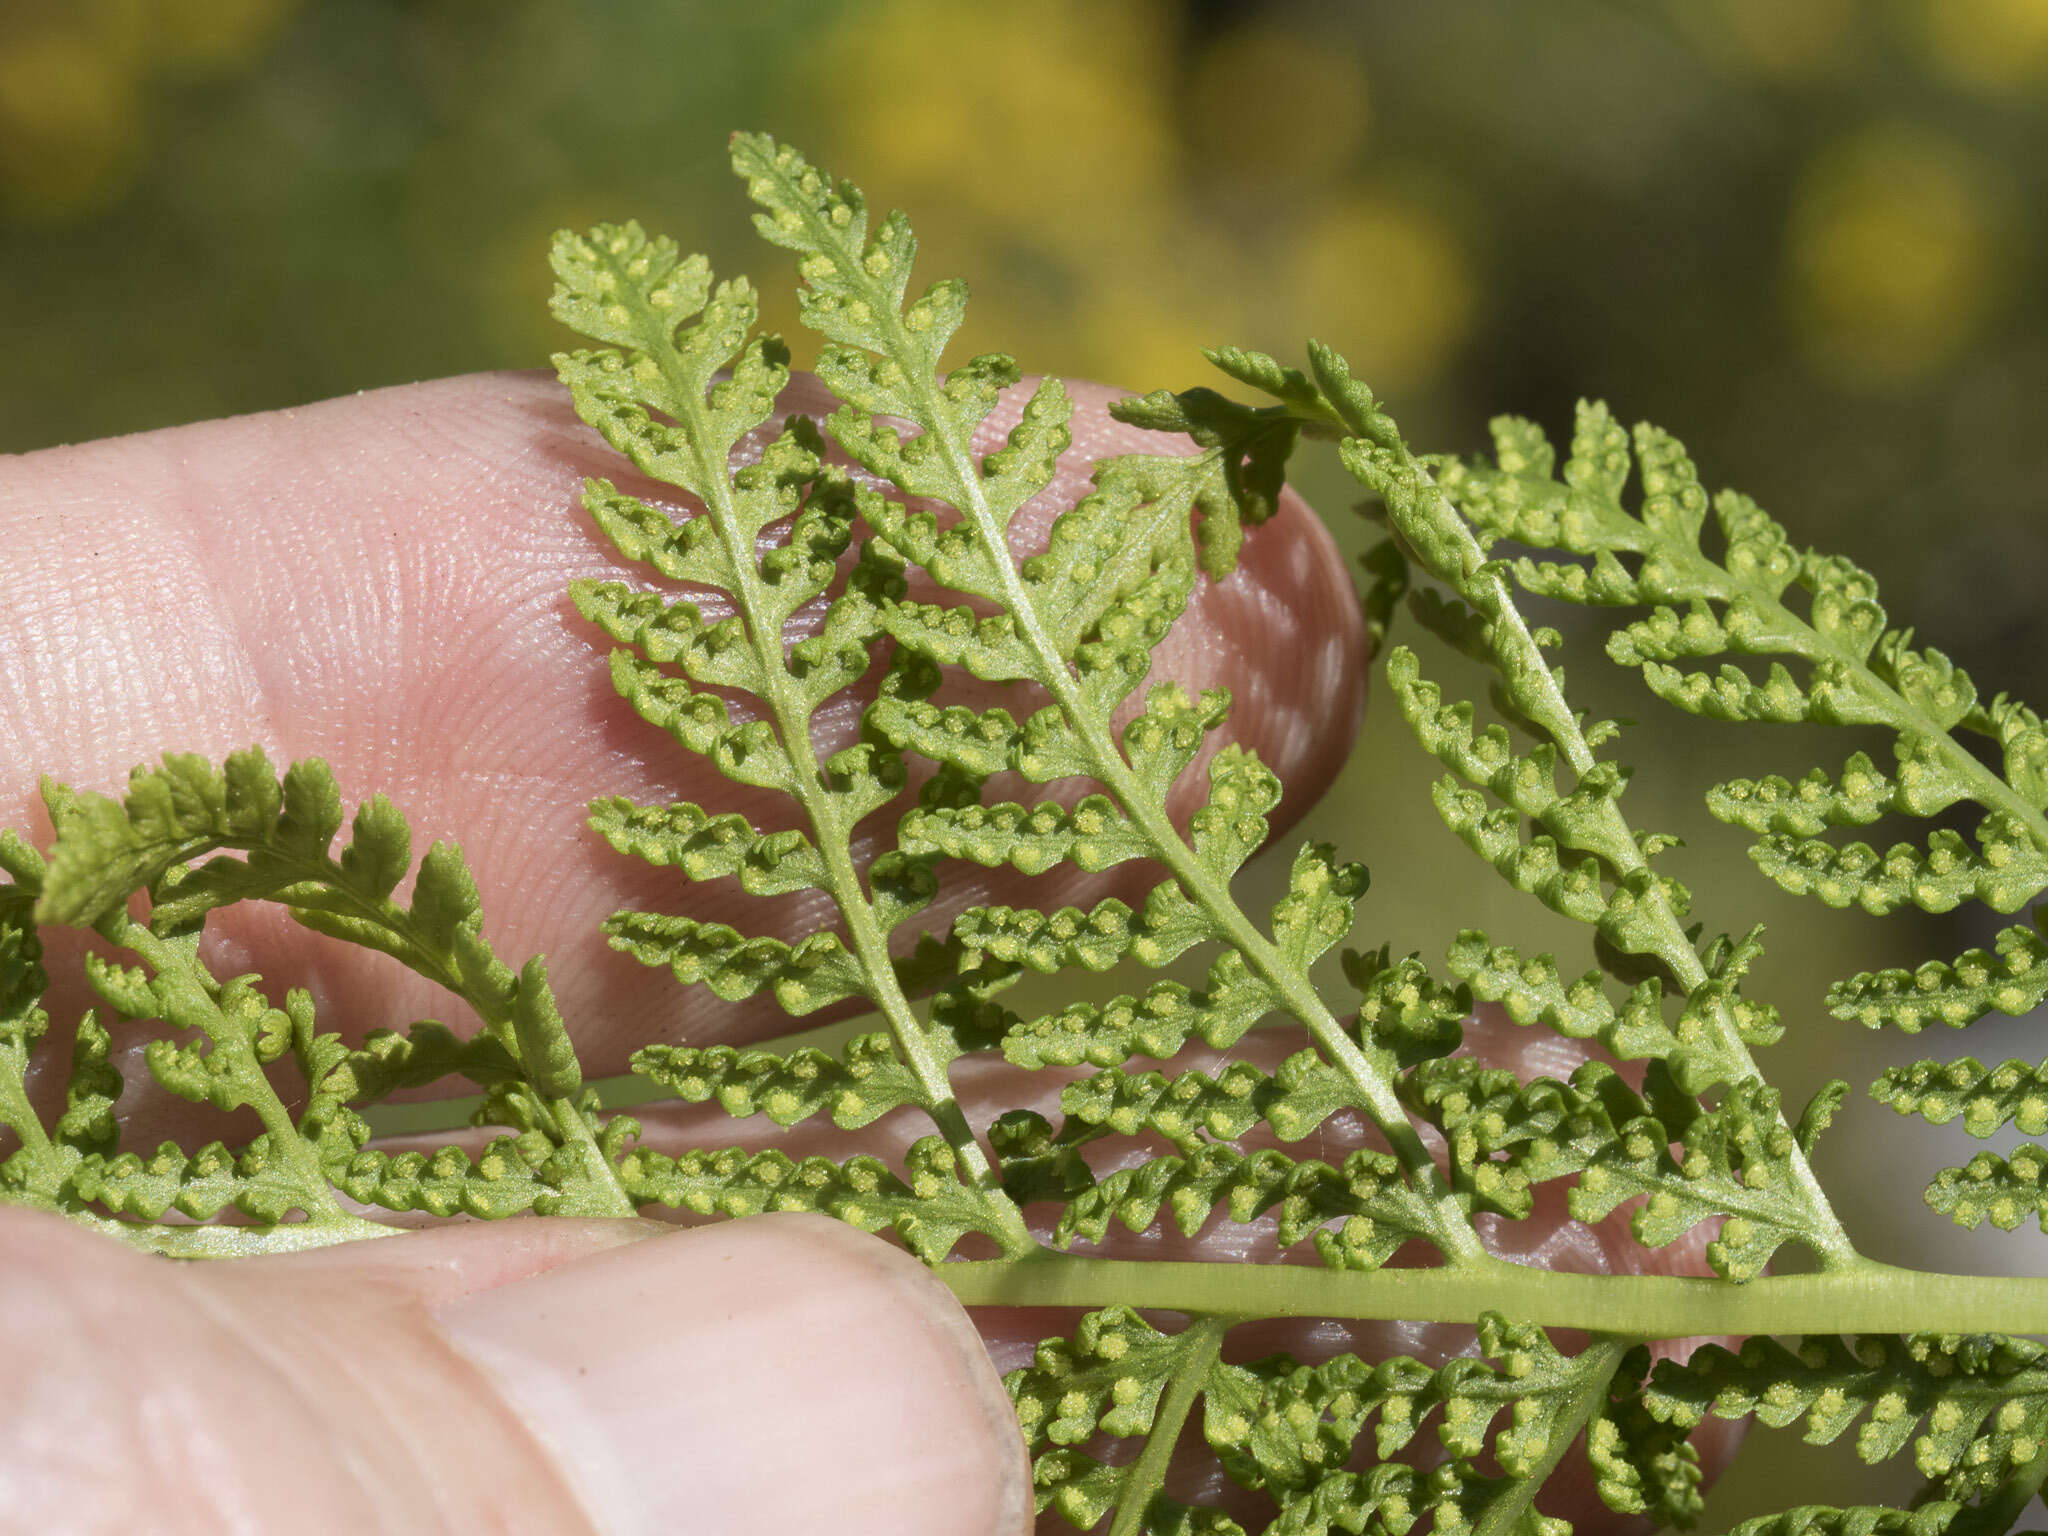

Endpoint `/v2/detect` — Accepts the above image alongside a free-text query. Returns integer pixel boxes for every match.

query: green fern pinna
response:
[7,133,2048,1532]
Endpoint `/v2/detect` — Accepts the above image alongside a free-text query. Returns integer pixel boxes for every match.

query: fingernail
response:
[432,1214,1031,1536]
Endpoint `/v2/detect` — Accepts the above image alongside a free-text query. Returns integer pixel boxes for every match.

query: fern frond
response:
[21,133,2048,1535]
[1831,925,2048,1031]
[1873,1057,2048,1138]
[1925,1147,2048,1232]
[1401,1055,1816,1274]
[1445,931,1695,1076]
[1649,1334,2048,1499]
[1049,1142,1435,1268]
[630,1031,922,1130]
[1012,1310,1622,1536]
[1750,816,2048,917]
[1725,1506,1960,1536]
[1589,1349,1707,1524]
[997,955,1276,1069]
[33,750,549,1062]
[549,212,1039,1252]
[602,913,868,1013]
[732,134,1485,1269]
[1054,1052,1348,1151]
[613,1136,999,1263]
[585,797,826,897]
[1435,404,2048,1021]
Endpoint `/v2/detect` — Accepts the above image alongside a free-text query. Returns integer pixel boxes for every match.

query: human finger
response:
[0,1206,1028,1536]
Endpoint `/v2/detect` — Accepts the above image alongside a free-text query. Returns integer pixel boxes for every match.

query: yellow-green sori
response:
[7,134,2048,1534]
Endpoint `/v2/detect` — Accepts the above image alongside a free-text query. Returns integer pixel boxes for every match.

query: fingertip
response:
[433,1214,1032,1536]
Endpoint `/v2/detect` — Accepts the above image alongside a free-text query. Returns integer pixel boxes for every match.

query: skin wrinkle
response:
[22,1214,615,1536]
[170,1271,412,1534]
[787,1216,1035,1532]
[0,1219,295,1535]
[0,1234,141,1528]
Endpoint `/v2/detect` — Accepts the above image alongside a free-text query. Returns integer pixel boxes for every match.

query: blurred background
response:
[4,0,2046,1518]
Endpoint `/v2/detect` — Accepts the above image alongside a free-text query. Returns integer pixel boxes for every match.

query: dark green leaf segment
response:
[5,135,2048,1531]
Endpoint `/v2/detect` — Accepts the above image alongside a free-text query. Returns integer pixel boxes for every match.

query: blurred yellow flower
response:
[0,0,296,224]
[0,25,144,222]
[799,0,1224,390]
[1786,123,2006,390]
[1912,0,2048,94]
[1285,192,1474,395]
[1674,0,1858,81]
[152,0,296,79]
[804,0,1175,232]
[1187,22,1369,186]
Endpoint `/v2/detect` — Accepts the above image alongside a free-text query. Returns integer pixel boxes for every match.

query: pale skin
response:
[0,373,1736,1534]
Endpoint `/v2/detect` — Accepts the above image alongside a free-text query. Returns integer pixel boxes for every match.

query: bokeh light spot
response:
[1786,123,2007,390]
[1678,0,1858,81]
[153,0,298,79]
[804,0,1174,226]
[1187,22,1368,185]
[0,27,143,222]
[1287,193,1473,394]
[1913,0,2048,94]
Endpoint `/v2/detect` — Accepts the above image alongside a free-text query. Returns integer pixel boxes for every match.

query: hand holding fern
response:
[0,369,1362,1124]
[0,373,1741,1532]
[0,371,1342,1534]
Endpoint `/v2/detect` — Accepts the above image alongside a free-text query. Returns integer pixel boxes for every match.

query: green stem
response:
[0,1040,63,1198]
[937,1254,2048,1337]
[14,1201,393,1256]
[1473,1337,1628,1536]
[1107,1314,1232,1536]
[639,312,1033,1259]
[1362,436,1856,1267]
[113,917,364,1232]
[848,313,1482,1269]
[544,1095,638,1218]
[1642,514,2048,867]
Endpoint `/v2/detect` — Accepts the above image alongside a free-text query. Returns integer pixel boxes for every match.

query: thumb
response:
[0,1209,1030,1536]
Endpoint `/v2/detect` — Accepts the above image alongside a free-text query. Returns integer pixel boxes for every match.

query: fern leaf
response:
[1056,1050,1351,1151]
[1926,1147,2048,1232]
[998,954,1277,1068]
[1589,1350,1707,1525]
[1725,1507,1959,1536]
[955,884,1217,975]
[586,797,826,896]
[613,1136,997,1263]
[1051,1142,1436,1267]
[1439,397,2048,1032]
[1708,754,1912,836]
[1445,931,1697,1078]
[1012,1311,1610,1536]
[1750,817,2048,917]
[1831,925,2048,1031]
[631,1031,921,1130]
[1649,1334,2048,1498]
[601,913,866,1013]
[899,793,1145,875]
[1874,1057,2048,1138]
[36,748,286,925]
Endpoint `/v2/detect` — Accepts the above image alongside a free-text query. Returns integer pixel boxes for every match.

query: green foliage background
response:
[6,0,2048,1519]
